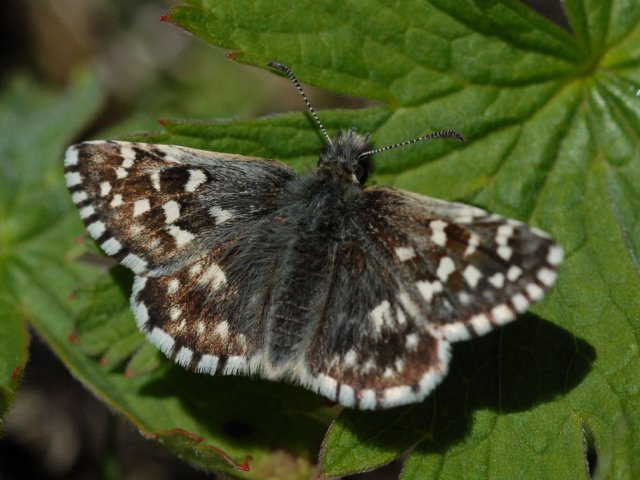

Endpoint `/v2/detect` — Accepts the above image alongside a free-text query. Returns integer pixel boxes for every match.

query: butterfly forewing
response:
[64,141,297,275]
[130,210,307,376]
[361,187,563,341]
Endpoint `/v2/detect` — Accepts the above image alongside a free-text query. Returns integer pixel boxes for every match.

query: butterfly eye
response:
[354,163,367,184]
[354,155,373,184]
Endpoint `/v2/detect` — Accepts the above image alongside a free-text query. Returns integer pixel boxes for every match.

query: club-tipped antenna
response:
[357,129,465,159]
[268,61,332,145]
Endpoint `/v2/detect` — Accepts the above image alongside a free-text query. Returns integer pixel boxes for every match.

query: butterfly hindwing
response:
[302,235,451,409]
[292,186,563,409]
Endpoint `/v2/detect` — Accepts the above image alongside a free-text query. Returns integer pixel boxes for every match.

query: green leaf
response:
[0,72,103,421]
[156,0,640,478]
[7,0,638,477]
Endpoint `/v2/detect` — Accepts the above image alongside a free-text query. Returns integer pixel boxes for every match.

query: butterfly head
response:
[318,128,374,185]
[268,61,465,187]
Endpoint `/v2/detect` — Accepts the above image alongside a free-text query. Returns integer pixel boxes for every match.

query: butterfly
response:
[64,62,562,409]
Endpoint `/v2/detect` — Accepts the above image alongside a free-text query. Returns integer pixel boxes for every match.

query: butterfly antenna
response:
[268,61,333,145]
[358,129,465,159]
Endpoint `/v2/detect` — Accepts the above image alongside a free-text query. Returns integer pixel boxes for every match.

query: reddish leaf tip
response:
[198,445,252,471]
[124,369,136,377]
[67,333,78,344]
[158,118,168,126]
[10,366,23,381]
[159,14,169,22]
[238,456,252,472]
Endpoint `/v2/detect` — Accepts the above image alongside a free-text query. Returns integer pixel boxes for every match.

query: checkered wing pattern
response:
[65,140,562,411]
[64,141,297,276]
[299,186,562,408]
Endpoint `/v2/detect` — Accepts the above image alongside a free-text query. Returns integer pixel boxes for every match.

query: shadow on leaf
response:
[321,315,595,470]
[139,363,332,457]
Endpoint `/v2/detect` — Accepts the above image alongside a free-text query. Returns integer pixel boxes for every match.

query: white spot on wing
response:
[491,304,513,325]
[79,206,95,219]
[429,219,448,246]
[214,321,229,340]
[150,171,161,191]
[338,385,356,408]
[418,368,443,400]
[343,349,357,368]
[416,279,443,303]
[396,307,406,325]
[496,224,514,245]
[464,233,479,256]
[497,245,513,260]
[488,272,505,288]
[116,167,128,179]
[469,314,492,335]
[133,301,149,329]
[64,147,79,166]
[512,293,529,312]
[196,354,218,374]
[162,200,180,224]
[101,238,122,255]
[87,221,106,239]
[436,256,455,282]
[507,265,523,281]
[405,333,419,351]
[167,278,179,294]
[316,374,337,400]
[537,267,557,287]
[110,194,123,208]
[148,327,175,355]
[370,300,392,332]
[72,191,88,204]
[200,263,226,290]
[381,386,414,408]
[359,389,377,410]
[526,283,544,301]
[395,357,404,372]
[167,225,195,246]
[463,265,482,288]
[175,346,193,366]
[122,253,148,274]
[458,291,471,304]
[65,171,81,187]
[120,145,136,168]
[547,245,564,265]
[395,246,416,262]
[133,199,150,216]
[185,169,207,192]
[100,182,112,197]
[442,322,472,341]
[210,206,234,225]
[224,356,247,374]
